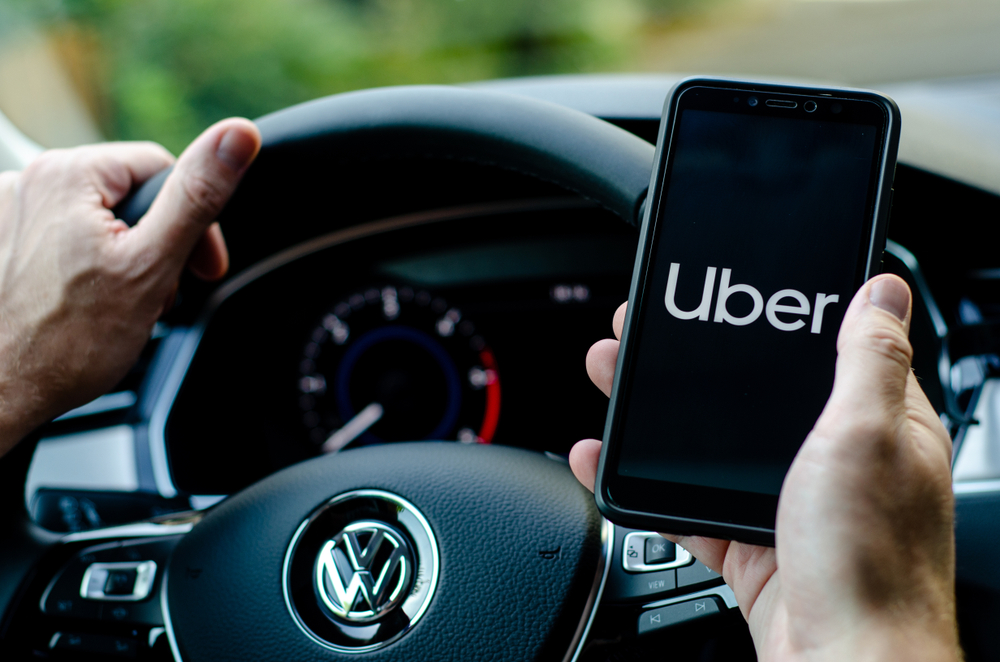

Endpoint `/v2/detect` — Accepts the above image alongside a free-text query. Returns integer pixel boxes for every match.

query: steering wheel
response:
[0,86,657,661]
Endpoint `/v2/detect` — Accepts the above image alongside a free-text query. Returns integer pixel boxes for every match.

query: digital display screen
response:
[614,97,881,497]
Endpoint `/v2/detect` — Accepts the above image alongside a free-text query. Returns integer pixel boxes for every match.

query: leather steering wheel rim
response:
[117,85,655,228]
[147,87,658,662]
[1,86,660,661]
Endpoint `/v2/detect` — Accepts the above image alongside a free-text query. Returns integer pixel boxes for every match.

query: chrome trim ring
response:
[161,566,185,662]
[621,531,693,573]
[281,489,440,653]
[564,518,613,662]
[80,561,157,601]
[61,519,198,544]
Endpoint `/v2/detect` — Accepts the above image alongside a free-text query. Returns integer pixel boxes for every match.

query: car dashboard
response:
[163,201,638,495]
[12,75,1000,661]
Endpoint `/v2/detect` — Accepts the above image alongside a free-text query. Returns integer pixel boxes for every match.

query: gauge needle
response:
[322,402,384,454]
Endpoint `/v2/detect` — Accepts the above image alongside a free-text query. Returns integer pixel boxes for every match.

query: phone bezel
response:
[595,78,901,546]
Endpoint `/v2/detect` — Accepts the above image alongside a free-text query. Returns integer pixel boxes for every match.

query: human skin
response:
[569,275,962,661]
[0,118,262,457]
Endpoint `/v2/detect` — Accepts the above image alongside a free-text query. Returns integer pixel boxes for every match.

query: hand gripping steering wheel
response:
[6,86,657,662]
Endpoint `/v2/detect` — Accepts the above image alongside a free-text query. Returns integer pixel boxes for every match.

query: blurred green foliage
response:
[6,0,705,152]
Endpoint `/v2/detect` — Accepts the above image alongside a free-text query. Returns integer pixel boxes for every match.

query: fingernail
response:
[869,277,910,322]
[216,125,258,171]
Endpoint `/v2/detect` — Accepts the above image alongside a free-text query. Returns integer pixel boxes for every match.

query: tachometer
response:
[298,286,500,452]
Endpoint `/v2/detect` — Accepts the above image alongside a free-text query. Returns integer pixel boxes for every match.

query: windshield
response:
[0,0,998,151]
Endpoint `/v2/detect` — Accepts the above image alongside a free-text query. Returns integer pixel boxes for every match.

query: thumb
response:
[131,118,261,270]
[569,438,602,492]
[814,274,914,439]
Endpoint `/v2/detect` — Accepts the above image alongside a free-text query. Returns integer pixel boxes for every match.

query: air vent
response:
[765,99,797,109]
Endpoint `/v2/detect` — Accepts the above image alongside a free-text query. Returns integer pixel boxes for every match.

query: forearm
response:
[0,327,64,459]
[0,387,37,459]
[0,357,49,459]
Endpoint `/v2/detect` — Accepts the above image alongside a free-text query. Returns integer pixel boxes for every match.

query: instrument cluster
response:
[297,284,501,453]
[163,205,639,495]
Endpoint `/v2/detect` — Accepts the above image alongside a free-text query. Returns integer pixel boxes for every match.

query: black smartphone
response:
[595,78,900,546]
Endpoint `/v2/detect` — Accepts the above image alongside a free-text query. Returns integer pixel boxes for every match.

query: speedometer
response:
[298,285,500,452]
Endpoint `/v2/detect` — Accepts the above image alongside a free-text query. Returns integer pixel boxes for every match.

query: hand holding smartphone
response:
[596,78,900,546]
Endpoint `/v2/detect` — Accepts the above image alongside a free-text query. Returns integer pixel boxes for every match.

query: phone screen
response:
[609,87,887,517]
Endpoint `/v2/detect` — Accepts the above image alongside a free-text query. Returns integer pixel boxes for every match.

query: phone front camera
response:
[804,100,818,113]
[748,97,758,107]
[831,102,843,114]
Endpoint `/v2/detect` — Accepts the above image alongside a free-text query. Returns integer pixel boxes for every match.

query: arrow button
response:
[677,559,723,589]
[637,597,721,635]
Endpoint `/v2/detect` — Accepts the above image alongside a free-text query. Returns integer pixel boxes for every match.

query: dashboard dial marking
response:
[299,285,501,450]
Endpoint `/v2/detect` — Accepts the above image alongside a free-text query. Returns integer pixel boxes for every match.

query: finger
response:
[569,438,602,492]
[187,223,229,281]
[814,274,913,442]
[662,534,777,620]
[662,534,731,574]
[26,142,173,211]
[586,339,619,397]
[612,302,627,340]
[90,142,176,209]
[905,371,954,469]
[131,118,261,270]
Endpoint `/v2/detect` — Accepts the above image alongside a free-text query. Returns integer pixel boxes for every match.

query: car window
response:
[1,0,999,152]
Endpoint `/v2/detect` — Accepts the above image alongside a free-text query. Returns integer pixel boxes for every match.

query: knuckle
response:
[862,323,913,366]
[178,170,226,221]
[63,145,103,171]
[813,398,905,458]
[22,149,66,181]
[22,147,107,188]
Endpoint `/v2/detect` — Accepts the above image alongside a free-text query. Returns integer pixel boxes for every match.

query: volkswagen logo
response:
[282,490,439,652]
[315,521,413,622]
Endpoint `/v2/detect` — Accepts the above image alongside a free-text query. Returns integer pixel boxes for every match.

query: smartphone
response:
[595,78,900,546]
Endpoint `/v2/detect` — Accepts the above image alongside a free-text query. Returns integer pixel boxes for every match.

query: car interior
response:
[2,2,1000,661]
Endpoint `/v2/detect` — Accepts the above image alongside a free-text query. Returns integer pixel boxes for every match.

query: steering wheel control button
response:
[43,595,101,620]
[41,537,180,627]
[282,489,440,653]
[637,597,722,635]
[50,631,138,658]
[611,568,678,601]
[644,536,675,564]
[80,561,157,601]
[622,531,692,572]
[677,559,723,589]
[104,568,138,595]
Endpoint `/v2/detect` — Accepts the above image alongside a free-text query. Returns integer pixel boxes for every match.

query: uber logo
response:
[665,263,840,334]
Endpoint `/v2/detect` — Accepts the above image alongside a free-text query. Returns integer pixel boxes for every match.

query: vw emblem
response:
[282,490,440,652]
[315,521,414,622]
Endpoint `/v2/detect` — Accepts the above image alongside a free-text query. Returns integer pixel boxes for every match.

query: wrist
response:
[849,621,961,662]
[787,613,962,662]
[0,348,53,458]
